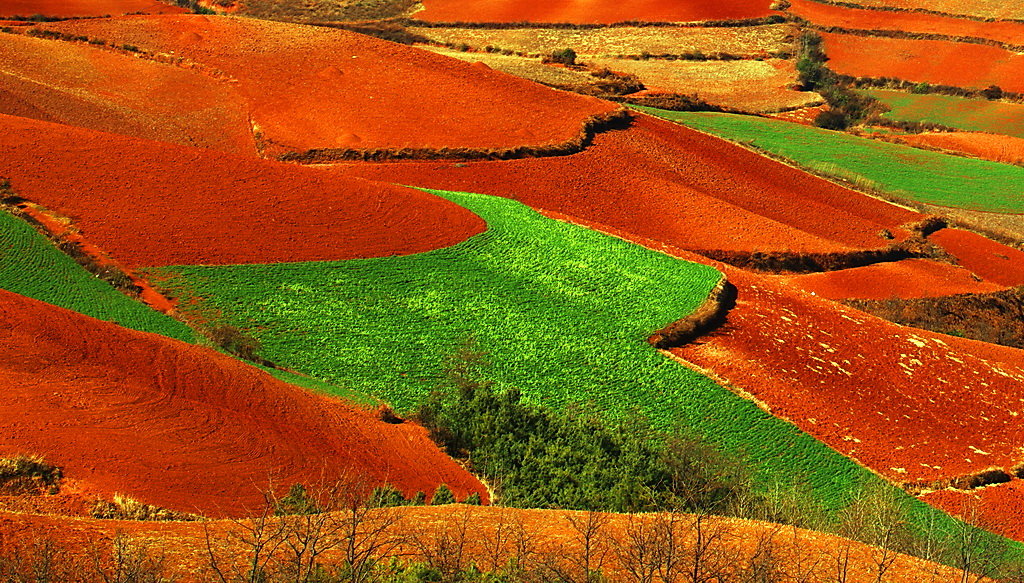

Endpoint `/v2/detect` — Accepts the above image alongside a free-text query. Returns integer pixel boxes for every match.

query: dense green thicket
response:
[637,108,1024,213]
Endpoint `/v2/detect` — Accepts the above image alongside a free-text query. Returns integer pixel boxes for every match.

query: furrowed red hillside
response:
[0,289,486,516]
[0,32,254,156]
[333,113,920,256]
[0,114,485,267]
[38,14,621,160]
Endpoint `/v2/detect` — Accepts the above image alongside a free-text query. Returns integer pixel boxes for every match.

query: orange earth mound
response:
[0,0,184,17]
[929,228,1024,287]
[789,0,1024,46]
[897,131,1024,165]
[39,14,619,159]
[780,258,1004,299]
[0,506,966,582]
[674,262,1024,485]
[820,31,1024,93]
[414,0,776,24]
[0,32,254,156]
[333,113,919,255]
[0,290,486,517]
[0,114,485,267]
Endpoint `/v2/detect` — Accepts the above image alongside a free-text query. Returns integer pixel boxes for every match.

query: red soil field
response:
[820,31,1024,92]
[414,0,776,24]
[0,0,184,17]
[929,228,1024,287]
[0,114,485,267]
[40,15,619,158]
[0,506,965,582]
[333,113,919,255]
[789,0,1024,46]
[0,290,485,517]
[923,482,1024,541]
[780,258,1004,299]
[674,262,1024,484]
[898,131,1024,165]
[0,33,254,156]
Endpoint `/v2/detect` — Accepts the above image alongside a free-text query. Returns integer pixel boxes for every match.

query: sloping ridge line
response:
[278,108,632,163]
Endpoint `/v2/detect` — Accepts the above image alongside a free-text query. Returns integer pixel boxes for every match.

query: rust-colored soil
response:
[923,482,1024,541]
[40,15,618,158]
[0,505,965,582]
[929,228,1024,287]
[790,0,1024,46]
[821,31,1024,92]
[780,258,1004,299]
[414,0,776,24]
[0,290,486,517]
[0,114,485,267]
[897,131,1024,165]
[333,113,919,255]
[0,0,184,17]
[674,262,1024,484]
[0,32,254,156]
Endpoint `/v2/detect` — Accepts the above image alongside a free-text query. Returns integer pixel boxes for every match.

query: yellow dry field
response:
[424,47,597,87]
[835,0,1024,19]
[408,24,795,58]
[586,57,822,112]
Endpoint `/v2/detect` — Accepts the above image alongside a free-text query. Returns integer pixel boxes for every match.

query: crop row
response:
[0,209,193,341]
[637,107,1024,213]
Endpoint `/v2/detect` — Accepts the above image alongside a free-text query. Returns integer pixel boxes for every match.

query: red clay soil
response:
[333,113,920,255]
[40,15,619,159]
[923,482,1024,541]
[673,261,1024,485]
[0,32,255,156]
[0,114,485,267]
[897,131,1024,165]
[929,228,1024,287]
[0,289,486,517]
[0,0,185,17]
[820,31,1024,92]
[0,506,965,582]
[789,0,1024,46]
[780,257,1005,299]
[414,0,776,24]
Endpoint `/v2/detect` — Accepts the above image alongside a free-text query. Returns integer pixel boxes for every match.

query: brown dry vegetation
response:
[408,23,795,57]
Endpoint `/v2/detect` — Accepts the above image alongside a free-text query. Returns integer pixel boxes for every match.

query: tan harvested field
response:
[423,47,597,87]
[409,23,795,58]
[827,0,1024,20]
[586,58,821,112]
[0,32,255,156]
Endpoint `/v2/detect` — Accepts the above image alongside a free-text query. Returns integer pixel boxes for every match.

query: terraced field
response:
[146,189,944,518]
[413,0,777,24]
[40,15,619,159]
[821,31,1024,93]
[868,89,1024,138]
[639,108,1024,212]
[788,0,1024,46]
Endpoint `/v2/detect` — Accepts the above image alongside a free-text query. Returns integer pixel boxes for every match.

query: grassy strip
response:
[867,89,1024,138]
[636,107,1024,213]
[0,208,194,342]
[145,190,962,526]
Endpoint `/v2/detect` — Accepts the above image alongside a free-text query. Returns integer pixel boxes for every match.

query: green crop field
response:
[145,189,937,517]
[867,89,1024,139]
[636,107,1024,213]
[0,209,195,342]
